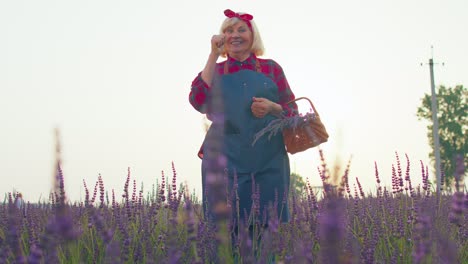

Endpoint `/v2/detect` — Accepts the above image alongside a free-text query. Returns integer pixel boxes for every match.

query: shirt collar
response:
[227,53,257,65]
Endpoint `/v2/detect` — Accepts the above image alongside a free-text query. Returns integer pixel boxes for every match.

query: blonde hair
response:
[219,14,265,57]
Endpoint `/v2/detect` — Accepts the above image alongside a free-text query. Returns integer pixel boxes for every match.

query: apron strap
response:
[224,58,262,74]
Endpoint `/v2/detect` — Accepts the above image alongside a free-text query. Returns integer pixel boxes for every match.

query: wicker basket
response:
[283,97,329,154]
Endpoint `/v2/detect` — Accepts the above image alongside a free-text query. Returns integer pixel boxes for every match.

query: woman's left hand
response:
[251,97,274,118]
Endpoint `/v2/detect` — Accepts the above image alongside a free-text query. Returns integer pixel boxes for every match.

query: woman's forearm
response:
[201,52,220,87]
[269,101,283,117]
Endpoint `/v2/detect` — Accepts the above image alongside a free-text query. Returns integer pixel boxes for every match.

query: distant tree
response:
[416,85,467,187]
[290,172,306,197]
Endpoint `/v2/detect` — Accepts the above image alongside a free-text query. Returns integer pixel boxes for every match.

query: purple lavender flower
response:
[412,210,431,263]
[356,177,365,198]
[392,164,398,194]
[448,191,464,227]
[7,196,26,264]
[395,152,404,190]
[83,180,90,207]
[27,244,43,264]
[98,174,105,208]
[318,196,346,264]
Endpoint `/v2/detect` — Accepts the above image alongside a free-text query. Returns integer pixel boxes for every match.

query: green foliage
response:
[290,172,306,197]
[416,85,467,186]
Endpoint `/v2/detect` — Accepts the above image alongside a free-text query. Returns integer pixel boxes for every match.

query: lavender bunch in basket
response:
[252,112,318,146]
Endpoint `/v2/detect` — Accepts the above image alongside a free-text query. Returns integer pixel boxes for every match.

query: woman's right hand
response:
[201,34,225,85]
[211,34,225,55]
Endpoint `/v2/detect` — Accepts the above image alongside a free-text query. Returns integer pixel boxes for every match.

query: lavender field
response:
[1,152,467,264]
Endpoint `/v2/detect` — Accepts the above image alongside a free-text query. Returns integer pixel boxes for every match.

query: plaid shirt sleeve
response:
[189,72,211,113]
[268,60,298,117]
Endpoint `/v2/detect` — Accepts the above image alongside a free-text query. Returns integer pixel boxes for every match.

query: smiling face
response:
[223,21,253,60]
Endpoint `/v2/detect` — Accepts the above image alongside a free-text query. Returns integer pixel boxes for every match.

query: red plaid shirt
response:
[189,54,297,116]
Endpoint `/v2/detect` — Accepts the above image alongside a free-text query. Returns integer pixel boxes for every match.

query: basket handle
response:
[285,97,320,116]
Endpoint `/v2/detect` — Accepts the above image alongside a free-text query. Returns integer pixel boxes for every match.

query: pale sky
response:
[1,0,466,202]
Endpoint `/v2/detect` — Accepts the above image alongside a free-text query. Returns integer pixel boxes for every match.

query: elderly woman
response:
[189,9,297,225]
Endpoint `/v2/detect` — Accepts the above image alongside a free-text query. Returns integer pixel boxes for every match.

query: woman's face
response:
[223,21,253,58]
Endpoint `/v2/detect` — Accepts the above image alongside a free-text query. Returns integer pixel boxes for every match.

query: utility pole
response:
[423,46,443,194]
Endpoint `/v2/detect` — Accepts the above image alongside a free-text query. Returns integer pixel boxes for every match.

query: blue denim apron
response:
[201,68,290,224]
